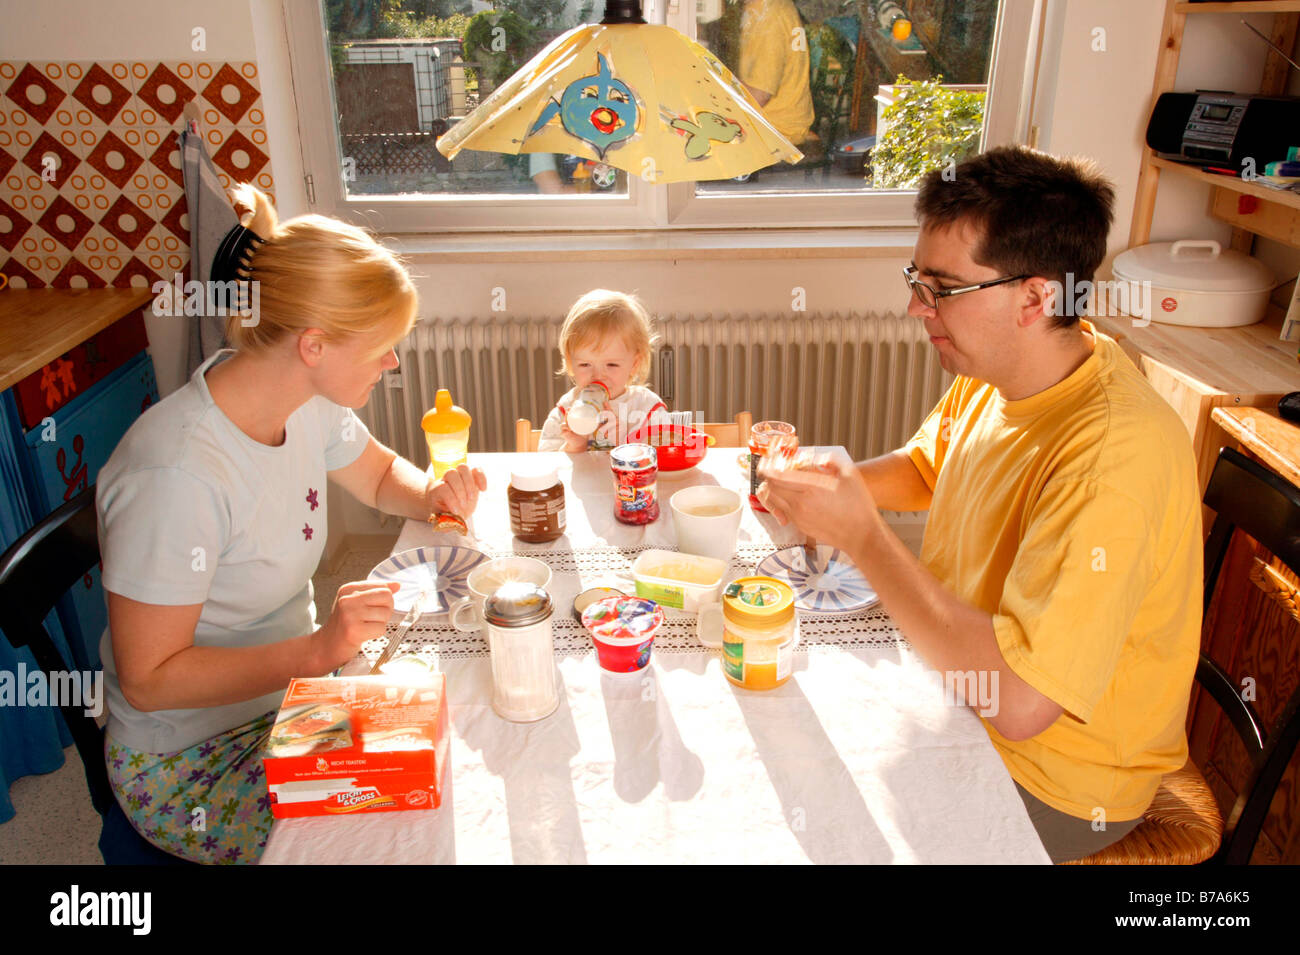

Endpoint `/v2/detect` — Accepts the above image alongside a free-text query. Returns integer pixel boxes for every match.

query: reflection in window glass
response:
[695,0,998,194]
[321,1,999,199]
[324,0,628,196]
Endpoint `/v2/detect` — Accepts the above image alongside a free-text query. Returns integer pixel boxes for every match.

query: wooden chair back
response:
[1197,447,1300,864]
[515,412,753,452]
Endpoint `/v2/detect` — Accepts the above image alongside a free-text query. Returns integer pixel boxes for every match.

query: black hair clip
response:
[210,223,265,285]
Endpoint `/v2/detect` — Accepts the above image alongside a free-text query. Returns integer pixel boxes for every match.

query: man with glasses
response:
[759,146,1202,863]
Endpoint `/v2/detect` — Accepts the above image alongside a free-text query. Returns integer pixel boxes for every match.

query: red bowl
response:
[647,427,711,471]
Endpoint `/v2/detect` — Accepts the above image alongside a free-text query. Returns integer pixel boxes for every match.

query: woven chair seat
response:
[1065,762,1224,865]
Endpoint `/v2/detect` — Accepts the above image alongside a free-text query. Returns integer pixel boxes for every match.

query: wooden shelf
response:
[1150,156,1300,214]
[0,288,153,393]
[1175,1,1300,13]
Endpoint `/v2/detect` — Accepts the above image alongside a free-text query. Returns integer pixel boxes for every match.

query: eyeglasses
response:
[902,265,1027,310]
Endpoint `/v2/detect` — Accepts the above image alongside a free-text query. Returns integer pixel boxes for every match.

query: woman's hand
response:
[426,464,487,517]
[758,459,879,555]
[311,580,400,672]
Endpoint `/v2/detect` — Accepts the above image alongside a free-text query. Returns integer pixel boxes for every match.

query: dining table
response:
[260,446,1051,864]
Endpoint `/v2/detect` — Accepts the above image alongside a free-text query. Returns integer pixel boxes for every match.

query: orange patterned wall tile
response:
[0,59,273,289]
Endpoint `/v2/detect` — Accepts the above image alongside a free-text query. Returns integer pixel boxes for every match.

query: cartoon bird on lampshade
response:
[436,0,802,184]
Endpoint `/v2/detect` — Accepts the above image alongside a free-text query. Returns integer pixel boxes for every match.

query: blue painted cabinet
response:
[6,349,159,668]
[26,352,158,666]
[0,297,159,823]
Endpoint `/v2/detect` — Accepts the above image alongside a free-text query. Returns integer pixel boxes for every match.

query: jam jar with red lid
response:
[610,443,659,525]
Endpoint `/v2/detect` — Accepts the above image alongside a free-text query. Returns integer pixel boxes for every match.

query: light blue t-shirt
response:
[96,349,370,753]
[528,152,560,178]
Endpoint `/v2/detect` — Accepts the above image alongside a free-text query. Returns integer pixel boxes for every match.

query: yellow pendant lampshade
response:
[436,4,802,184]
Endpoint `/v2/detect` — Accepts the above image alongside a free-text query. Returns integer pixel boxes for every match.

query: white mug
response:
[670,486,743,563]
[450,557,553,632]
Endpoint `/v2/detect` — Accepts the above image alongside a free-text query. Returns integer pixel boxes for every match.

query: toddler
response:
[538,290,667,451]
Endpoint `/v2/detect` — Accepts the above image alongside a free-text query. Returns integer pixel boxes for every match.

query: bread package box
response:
[262,672,449,818]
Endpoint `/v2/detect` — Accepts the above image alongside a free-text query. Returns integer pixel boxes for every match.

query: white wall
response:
[398,256,912,318]
[0,0,258,59]
[1032,0,1163,267]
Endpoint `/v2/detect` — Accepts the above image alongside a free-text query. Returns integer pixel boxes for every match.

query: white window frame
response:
[284,0,1041,234]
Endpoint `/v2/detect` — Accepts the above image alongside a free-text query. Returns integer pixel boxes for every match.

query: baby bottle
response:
[422,388,471,478]
[566,381,610,436]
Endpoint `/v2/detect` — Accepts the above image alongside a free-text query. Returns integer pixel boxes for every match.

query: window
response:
[324,0,628,199]
[285,0,1038,232]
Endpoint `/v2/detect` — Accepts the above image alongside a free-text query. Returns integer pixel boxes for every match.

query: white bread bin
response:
[1111,239,1274,328]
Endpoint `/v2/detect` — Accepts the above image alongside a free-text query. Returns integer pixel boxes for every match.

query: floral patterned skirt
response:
[105,711,276,865]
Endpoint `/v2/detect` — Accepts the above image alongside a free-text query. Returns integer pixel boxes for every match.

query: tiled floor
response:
[0,541,394,864]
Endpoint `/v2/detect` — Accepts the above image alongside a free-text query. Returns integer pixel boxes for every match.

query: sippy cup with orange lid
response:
[422,388,471,478]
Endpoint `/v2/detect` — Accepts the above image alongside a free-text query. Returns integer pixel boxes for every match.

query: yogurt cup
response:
[581,596,666,676]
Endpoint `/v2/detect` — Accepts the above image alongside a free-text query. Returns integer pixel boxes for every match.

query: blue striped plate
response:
[367,546,488,615]
[756,545,878,614]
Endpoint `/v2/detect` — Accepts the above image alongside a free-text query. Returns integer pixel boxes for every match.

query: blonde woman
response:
[537,289,665,452]
[96,184,485,864]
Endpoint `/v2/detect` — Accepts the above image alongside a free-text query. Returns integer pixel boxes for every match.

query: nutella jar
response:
[508,466,566,543]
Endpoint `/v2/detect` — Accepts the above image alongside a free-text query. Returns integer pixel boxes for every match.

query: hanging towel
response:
[179,126,240,377]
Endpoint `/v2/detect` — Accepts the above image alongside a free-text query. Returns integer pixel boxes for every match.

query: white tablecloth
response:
[262,448,1050,864]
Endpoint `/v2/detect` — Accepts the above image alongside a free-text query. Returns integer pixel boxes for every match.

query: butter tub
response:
[631,549,728,612]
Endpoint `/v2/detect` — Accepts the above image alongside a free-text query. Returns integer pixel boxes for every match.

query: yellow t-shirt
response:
[739,0,814,145]
[904,322,1202,821]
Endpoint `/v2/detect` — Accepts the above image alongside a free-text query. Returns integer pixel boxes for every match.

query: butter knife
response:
[370,585,432,675]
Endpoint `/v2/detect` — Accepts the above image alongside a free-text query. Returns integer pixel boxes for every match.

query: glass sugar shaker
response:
[483,582,559,722]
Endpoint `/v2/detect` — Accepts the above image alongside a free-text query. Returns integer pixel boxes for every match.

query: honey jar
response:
[701,576,798,691]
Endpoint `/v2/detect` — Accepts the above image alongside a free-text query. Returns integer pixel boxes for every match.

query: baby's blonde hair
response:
[225,183,417,359]
[558,289,658,384]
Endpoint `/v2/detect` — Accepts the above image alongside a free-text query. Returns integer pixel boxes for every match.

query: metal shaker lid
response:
[484,581,554,627]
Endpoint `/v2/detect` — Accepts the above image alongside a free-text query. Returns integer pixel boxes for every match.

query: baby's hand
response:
[559,420,589,453]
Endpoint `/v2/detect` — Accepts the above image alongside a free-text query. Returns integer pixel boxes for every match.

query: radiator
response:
[362,312,951,466]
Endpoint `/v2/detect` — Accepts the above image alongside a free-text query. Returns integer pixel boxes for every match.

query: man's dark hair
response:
[914,147,1115,329]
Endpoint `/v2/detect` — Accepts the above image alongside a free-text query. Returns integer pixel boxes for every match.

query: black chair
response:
[0,486,193,865]
[1071,446,1300,864]
[1199,447,1300,864]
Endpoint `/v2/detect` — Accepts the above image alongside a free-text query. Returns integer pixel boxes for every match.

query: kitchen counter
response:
[0,288,154,394]
[1211,404,1300,490]
[1093,309,1298,398]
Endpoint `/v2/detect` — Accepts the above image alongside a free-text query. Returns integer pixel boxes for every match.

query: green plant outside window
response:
[870,75,985,189]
